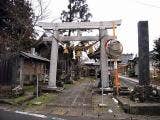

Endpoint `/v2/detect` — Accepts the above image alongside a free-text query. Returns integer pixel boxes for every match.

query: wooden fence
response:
[0,53,19,85]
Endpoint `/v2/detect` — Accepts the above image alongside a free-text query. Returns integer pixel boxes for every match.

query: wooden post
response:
[95,67,98,80]
[48,30,59,88]
[114,59,120,94]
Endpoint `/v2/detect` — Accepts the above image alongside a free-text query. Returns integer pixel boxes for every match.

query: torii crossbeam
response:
[38,20,121,30]
[37,20,121,89]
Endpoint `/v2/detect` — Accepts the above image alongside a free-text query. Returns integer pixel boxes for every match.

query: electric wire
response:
[133,0,160,9]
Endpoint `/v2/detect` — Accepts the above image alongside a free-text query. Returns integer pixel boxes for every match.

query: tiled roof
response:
[119,54,134,64]
[20,51,49,62]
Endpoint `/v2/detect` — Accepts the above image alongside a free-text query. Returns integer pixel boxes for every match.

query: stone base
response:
[41,86,63,93]
[47,86,57,89]
[98,103,107,107]
[96,87,113,94]
[116,96,160,115]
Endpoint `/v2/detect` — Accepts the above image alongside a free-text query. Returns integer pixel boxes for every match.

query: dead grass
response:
[26,93,57,107]
[23,85,35,92]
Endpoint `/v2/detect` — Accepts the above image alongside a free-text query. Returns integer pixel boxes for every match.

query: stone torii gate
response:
[37,20,121,89]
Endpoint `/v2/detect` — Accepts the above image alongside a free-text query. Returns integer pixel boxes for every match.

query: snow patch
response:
[52,117,66,120]
[15,111,47,118]
[112,97,118,104]
[108,109,113,113]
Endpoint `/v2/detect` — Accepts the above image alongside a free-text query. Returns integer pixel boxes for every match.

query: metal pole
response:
[37,75,38,98]
[101,79,104,104]
[19,58,24,88]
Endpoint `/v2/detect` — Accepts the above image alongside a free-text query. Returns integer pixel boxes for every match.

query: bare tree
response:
[29,0,51,24]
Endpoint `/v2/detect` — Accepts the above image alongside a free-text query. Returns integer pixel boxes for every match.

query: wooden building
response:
[0,51,49,97]
[0,52,49,98]
[128,51,159,78]
[18,51,49,86]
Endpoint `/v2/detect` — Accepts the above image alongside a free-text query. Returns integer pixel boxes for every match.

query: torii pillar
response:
[48,30,59,88]
[100,29,109,88]
[48,29,110,88]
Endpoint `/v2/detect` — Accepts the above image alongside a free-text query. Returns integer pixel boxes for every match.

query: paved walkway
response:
[45,79,93,116]
[119,75,160,90]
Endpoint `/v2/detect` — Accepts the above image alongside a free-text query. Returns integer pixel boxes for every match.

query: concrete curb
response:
[116,96,160,116]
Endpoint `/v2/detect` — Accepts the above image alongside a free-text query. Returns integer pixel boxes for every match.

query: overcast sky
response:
[33,0,160,54]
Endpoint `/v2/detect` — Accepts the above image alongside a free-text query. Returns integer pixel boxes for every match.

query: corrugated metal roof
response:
[20,51,49,62]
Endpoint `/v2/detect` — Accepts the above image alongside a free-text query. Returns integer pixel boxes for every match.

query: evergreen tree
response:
[60,0,92,36]
[60,0,92,81]
[153,38,160,69]
[61,0,92,22]
[0,0,35,53]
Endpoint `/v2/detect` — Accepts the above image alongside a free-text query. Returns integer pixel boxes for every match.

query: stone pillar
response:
[48,30,59,88]
[138,21,150,86]
[100,29,109,88]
